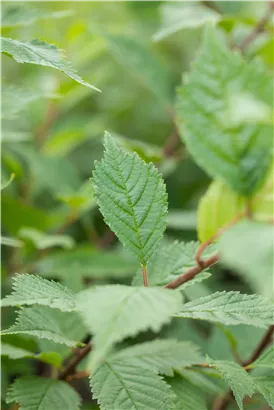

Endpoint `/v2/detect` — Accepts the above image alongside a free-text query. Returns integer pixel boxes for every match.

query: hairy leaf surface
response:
[6,376,81,410]
[112,339,204,376]
[167,375,208,410]
[91,360,175,410]
[93,133,168,266]
[1,274,76,312]
[1,306,80,346]
[175,291,274,328]
[208,358,256,410]
[76,285,182,368]
[1,37,100,91]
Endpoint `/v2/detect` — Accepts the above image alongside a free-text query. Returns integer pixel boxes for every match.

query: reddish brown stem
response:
[59,342,92,381]
[142,266,148,287]
[165,253,219,289]
[238,2,274,53]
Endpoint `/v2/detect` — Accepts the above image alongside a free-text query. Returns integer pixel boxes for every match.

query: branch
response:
[165,252,219,289]
[238,2,274,53]
[213,325,274,410]
[58,342,92,381]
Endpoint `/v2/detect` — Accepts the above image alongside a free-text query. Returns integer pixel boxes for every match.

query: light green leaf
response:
[1,306,80,347]
[208,358,256,410]
[1,4,73,28]
[167,375,208,410]
[175,291,274,328]
[38,310,88,358]
[220,221,274,299]
[1,37,100,91]
[93,133,168,267]
[111,339,204,376]
[253,376,274,408]
[1,274,76,312]
[6,376,81,410]
[19,227,75,250]
[38,246,138,280]
[106,35,172,104]
[76,285,182,369]
[91,360,175,410]
[198,162,273,242]
[57,180,96,213]
[1,343,62,368]
[1,236,23,248]
[153,3,220,42]
[176,26,273,196]
[250,345,274,369]
[132,240,213,287]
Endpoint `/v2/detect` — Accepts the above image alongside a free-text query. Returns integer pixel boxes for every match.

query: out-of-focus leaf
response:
[1,85,58,121]
[105,34,173,105]
[198,162,274,242]
[1,4,73,28]
[176,26,273,196]
[1,343,62,368]
[19,227,75,250]
[219,221,274,299]
[57,180,96,214]
[1,37,101,91]
[38,246,138,280]
[153,3,220,42]
[1,195,54,234]
[253,376,274,408]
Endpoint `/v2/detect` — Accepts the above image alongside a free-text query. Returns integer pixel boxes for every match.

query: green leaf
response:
[91,360,175,410]
[153,3,220,42]
[1,4,73,28]
[93,133,168,267]
[19,227,75,250]
[175,291,274,328]
[207,358,256,410]
[6,376,81,410]
[167,375,208,410]
[1,37,100,91]
[38,246,138,280]
[1,343,62,368]
[57,180,96,214]
[252,376,274,408]
[176,26,273,196]
[250,345,274,369]
[111,339,204,376]
[76,285,182,369]
[1,306,80,347]
[106,35,172,105]
[132,240,213,287]
[198,162,274,242]
[219,221,274,299]
[1,274,76,311]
